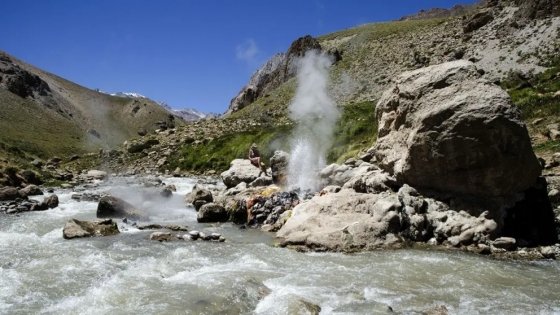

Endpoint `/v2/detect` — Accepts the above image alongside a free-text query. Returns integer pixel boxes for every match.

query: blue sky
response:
[1,0,474,113]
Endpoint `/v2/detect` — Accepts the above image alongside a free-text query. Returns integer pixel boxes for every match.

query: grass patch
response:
[328,101,378,163]
[169,125,293,172]
[318,18,448,42]
[502,56,560,120]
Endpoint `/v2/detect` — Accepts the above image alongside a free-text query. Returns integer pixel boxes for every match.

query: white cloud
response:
[236,39,260,65]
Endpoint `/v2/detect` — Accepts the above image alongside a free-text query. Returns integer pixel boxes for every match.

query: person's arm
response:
[248,149,252,159]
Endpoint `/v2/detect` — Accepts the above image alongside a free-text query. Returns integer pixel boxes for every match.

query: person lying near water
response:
[248,143,268,176]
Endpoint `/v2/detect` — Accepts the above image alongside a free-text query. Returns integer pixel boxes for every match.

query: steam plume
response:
[287,50,339,191]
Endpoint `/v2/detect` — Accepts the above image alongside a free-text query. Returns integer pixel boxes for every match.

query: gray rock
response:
[191,184,214,211]
[0,187,26,201]
[270,150,290,185]
[277,190,405,251]
[87,170,108,180]
[540,246,555,259]
[221,159,261,188]
[44,194,59,208]
[374,60,541,196]
[97,195,148,220]
[148,232,177,242]
[248,176,273,187]
[321,185,341,194]
[189,230,200,240]
[63,219,119,239]
[492,237,517,250]
[19,184,43,196]
[197,203,229,223]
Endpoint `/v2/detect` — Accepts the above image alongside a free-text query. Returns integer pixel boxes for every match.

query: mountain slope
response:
[0,50,182,159]
[116,0,560,174]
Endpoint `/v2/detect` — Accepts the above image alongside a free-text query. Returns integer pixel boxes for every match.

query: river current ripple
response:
[0,177,559,314]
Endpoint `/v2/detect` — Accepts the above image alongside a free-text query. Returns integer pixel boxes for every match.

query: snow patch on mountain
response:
[97,90,217,121]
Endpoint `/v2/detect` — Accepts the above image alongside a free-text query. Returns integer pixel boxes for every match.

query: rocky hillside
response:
[0,50,182,161]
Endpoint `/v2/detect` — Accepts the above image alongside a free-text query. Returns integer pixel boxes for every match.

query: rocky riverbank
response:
[182,60,560,261]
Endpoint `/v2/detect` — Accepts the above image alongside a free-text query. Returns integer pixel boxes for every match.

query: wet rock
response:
[191,184,214,211]
[197,203,228,223]
[44,194,59,208]
[138,224,188,231]
[97,195,148,221]
[63,219,120,239]
[287,298,321,315]
[422,305,449,315]
[160,187,173,198]
[0,187,26,201]
[540,246,555,259]
[148,232,177,242]
[492,237,517,250]
[270,150,290,185]
[189,230,200,240]
[166,184,177,192]
[71,193,101,202]
[374,60,540,197]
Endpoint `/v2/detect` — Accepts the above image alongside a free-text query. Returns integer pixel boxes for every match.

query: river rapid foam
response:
[0,177,559,314]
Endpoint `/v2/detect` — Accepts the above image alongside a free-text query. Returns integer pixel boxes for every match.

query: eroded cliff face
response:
[224,35,342,116]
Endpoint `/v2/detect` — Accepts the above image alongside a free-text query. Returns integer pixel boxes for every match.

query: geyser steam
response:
[287,50,339,191]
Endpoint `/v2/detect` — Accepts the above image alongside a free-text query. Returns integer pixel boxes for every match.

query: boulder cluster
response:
[188,60,559,259]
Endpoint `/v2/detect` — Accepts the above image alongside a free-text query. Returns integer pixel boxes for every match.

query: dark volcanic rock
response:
[197,203,228,223]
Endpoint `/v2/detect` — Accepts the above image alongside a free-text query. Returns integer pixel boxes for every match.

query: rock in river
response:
[97,195,148,221]
[63,219,120,239]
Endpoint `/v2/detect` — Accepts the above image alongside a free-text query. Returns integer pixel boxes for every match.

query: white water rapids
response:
[0,177,559,314]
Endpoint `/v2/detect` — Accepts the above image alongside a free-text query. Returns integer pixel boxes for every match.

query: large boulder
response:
[197,203,229,223]
[221,159,262,188]
[277,187,501,251]
[0,187,26,201]
[374,60,541,197]
[270,150,290,185]
[277,191,405,251]
[97,195,148,220]
[19,184,43,196]
[63,219,120,239]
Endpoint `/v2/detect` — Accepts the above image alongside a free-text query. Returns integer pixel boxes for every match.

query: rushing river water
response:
[1,177,559,315]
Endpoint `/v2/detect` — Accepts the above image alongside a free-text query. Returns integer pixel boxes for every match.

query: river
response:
[0,177,559,314]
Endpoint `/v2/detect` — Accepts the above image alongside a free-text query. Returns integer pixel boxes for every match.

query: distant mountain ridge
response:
[99,90,218,121]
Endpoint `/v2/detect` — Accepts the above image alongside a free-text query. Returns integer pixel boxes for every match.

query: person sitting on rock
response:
[249,143,268,176]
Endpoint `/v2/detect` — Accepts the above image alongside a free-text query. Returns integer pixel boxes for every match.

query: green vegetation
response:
[169,101,379,172]
[502,56,560,152]
[318,18,448,42]
[328,101,378,163]
[169,124,293,172]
